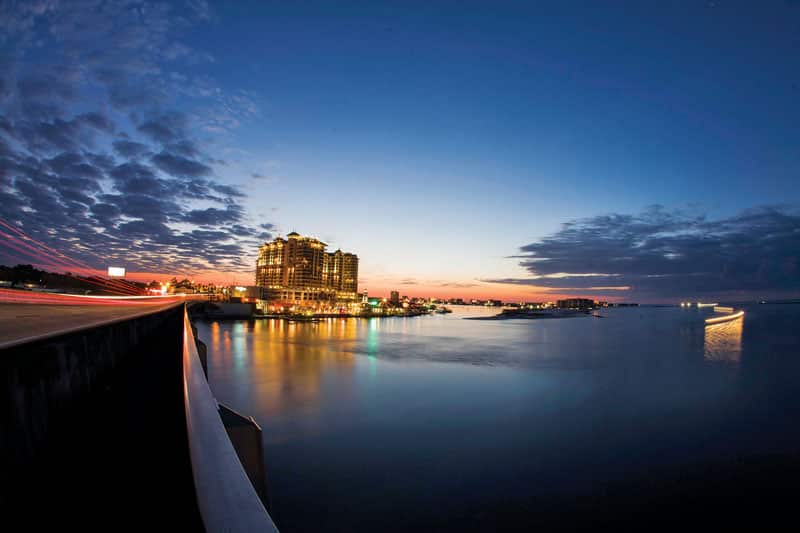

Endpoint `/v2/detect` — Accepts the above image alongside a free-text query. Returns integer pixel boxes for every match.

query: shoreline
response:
[465,309,594,320]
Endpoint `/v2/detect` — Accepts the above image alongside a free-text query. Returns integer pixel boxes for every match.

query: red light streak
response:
[0,288,188,306]
[1,218,143,295]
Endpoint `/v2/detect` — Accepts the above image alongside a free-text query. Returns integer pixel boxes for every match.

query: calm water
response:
[196,304,800,531]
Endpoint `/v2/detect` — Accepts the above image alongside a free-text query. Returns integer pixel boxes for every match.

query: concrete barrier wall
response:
[0,304,203,528]
[183,311,279,532]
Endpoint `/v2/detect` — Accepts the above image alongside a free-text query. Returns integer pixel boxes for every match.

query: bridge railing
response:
[183,309,279,532]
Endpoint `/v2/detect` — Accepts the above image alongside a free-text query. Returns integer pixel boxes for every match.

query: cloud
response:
[437,281,479,288]
[184,205,243,226]
[151,151,212,178]
[487,205,800,300]
[9,112,115,154]
[112,140,150,158]
[0,0,270,277]
[138,112,189,144]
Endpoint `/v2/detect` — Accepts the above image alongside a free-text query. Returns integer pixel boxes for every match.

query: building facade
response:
[556,298,595,309]
[256,232,359,309]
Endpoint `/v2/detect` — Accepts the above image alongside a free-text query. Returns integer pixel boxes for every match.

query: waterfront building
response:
[256,232,359,309]
[390,291,400,305]
[556,298,595,309]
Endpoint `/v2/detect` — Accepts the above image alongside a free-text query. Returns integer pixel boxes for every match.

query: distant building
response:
[556,298,595,309]
[389,290,400,305]
[255,232,359,308]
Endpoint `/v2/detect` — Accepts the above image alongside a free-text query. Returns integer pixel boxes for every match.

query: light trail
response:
[0,232,141,295]
[0,288,190,306]
[0,220,97,272]
[0,237,142,295]
[1,218,143,295]
[705,310,744,325]
[2,216,220,291]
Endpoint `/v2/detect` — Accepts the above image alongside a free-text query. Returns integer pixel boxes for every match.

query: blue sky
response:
[1,1,798,300]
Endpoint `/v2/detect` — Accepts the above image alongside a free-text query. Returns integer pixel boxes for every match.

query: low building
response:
[556,298,595,309]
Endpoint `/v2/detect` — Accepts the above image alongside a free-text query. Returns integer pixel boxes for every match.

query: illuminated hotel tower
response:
[256,232,359,306]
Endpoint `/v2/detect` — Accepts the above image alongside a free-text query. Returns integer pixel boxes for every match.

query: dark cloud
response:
[79,112,115,133]
[228,224,256,237]
[0,1,270,276]
[109,162,165,195]
[117,219,174,239]
[46,152,104,180]
[137,112,188,144]
[90,202,121,225]
[98,192,181,223]
[151,150,212,178]
[0,138,14,158]
[489,206,800,300]
[209,182,244,198]
[184,205,243,226]
[10,112,114,154]
[112,139,150,158]
[165,139,200,159]
[85,152,116,171]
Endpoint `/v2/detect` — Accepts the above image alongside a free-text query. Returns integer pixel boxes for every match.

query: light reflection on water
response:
[704,317,743,363]
[195,304,800,532]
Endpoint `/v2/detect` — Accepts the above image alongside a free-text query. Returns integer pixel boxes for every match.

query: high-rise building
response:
[256,232,359,307]
[389,291,400,305]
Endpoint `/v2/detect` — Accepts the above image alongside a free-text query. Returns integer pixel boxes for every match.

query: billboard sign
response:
[107,266,126,278]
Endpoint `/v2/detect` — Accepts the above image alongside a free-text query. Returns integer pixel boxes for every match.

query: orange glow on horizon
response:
[13,261,626,302]
[359,281,627,303]
[121,272,626,301]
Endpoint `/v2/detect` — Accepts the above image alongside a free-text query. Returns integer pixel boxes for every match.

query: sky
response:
[1,0,799,302]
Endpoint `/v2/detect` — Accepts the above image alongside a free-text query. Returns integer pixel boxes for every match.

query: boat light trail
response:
[705,310,744,325]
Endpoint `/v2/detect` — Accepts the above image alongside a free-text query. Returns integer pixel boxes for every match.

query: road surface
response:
[0,300,185,349]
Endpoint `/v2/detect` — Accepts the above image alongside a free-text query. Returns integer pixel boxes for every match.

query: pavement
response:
[0,301,185,349]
